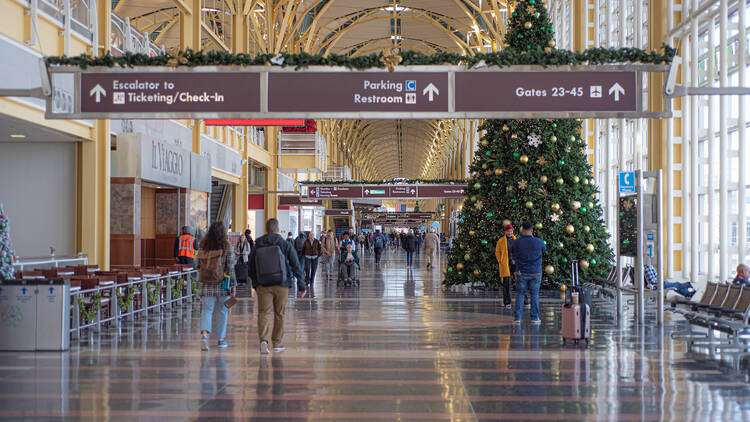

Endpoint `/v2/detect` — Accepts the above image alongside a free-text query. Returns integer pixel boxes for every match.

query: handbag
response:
[223,295,237,309]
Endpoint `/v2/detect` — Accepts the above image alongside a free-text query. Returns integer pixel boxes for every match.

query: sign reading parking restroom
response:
[268,72,449,112]
[455,71,637,112]
[80,73,260,113]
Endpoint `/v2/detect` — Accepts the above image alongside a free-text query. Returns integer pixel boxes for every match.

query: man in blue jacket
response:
[249,218,307,355]
[509,221,546,324]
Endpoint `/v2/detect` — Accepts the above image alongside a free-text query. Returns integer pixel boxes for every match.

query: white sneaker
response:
[260,341,270,355]
[273,345,286,353]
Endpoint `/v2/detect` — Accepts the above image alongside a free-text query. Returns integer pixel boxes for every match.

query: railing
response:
[70,269,198,338]
[13,255,88,272]
[279,132,328,172]
[111,13,166,56]
[322,165,352,181]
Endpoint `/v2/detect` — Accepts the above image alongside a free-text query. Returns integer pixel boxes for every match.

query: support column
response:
[179,0,201,51]
[77,0,112,270]
[647,0,670,277]
[264,127,278,220]
[232,144,249,232]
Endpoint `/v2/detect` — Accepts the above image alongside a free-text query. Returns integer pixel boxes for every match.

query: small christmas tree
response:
[0,203,17,281]
[443,0,613,289]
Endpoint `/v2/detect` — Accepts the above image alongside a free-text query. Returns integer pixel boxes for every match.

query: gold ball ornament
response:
[548,40,556,47]
[482,163,488,169]
[525,201,534,209]
[586,243,595,253]
[559,283,567,292]
[535,222,543,229]
[524,21,533,29]
[579,259,590,269]
[550,135,558,142]
[545,265,555,275]
[540,175,548,183]
[587,202,594,209]
[556,177,564,185]
[573,176,580,183]
[584,225,591,233]
[570,136,576,142]
[566,224,575,234]
[469,230,476,236]
[456,263,464,270]
[551,203,560,212]
[520,155,529,164]
[502,125,510,132]
[473,269,481,276]
[495,168,504,176]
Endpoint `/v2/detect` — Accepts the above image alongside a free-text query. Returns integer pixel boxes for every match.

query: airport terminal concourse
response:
[1,0,750,420]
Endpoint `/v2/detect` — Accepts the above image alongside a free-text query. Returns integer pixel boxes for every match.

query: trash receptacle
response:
[0,279,70,351]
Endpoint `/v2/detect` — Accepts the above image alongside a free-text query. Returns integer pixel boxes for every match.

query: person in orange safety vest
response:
[175,226,197,264]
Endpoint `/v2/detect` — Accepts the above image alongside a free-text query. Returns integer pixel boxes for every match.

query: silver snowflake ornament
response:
[550,213,560,222]
[527,133,542,148]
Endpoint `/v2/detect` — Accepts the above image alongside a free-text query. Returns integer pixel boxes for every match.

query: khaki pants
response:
[426,248,437,266]
[256,285,289,347]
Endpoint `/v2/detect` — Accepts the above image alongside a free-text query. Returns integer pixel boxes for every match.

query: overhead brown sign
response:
[306,185,364,199]
[80,73,260,115]
[361,212,434,221]
[455,71,637,112]
[363,186,389,198]
[324,209,353,217]
[389,185,417,198]
[268,72,449,112]
[278,196,323,206]
[417,185,466,198]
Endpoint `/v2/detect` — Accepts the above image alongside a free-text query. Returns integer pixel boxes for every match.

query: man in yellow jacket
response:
[495,224,516,308]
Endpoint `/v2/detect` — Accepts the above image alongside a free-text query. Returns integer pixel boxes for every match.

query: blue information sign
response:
[619,171,636,194]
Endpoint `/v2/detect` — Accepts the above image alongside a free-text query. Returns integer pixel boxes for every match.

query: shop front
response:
[110,133,210,266]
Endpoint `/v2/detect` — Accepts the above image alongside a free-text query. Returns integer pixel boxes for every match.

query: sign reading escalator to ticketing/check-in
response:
[455,71,637,112]
[268,72,449,112]
[80,73,261,114]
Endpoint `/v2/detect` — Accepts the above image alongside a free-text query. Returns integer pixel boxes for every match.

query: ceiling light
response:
[381,6,410,12]
[390,36,403,41]
[10,134,25,138]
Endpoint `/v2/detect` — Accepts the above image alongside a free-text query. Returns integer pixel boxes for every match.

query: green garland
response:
[78,293,102,324]
[147,282,160,305]
[45,45,676,70]
[172,277,184,299]
[116,286,135,313]
[301,178,467,185]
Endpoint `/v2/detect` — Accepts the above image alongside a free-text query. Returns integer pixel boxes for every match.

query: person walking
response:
[248,218,307,355]
[415,231,423,255]
[403,229,418,267]
[175,226,197,265]
[302,230,322,287]
[294,232,307,274]
[423,229,440,269]
[495,224,516,309]
[320,230,337,280]
[197,222,236,351]
[234,229,253,285]
[372,229,386,265]
[509,221,546,324]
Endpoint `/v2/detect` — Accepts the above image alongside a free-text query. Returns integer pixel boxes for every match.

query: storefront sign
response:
[113,133,191,188]
[324,209,353,217]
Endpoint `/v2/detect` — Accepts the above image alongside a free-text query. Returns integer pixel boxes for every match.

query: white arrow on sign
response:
[608,83,625,101]
[422,83,439,101]
[364,189,370,195]
[89,84,107,103]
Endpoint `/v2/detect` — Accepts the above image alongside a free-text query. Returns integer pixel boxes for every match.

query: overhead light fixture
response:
[10,134,25,138]
[381,6,410,12]
[391,35,403,41]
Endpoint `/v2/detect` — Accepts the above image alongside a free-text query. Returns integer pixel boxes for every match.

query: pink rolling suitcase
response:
[562,262,590,346]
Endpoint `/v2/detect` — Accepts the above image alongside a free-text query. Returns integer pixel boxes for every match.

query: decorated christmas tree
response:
[0,203,18,281]
[443,0,613,289]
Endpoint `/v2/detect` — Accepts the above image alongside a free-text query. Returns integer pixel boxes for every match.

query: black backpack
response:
[254,245,287,286]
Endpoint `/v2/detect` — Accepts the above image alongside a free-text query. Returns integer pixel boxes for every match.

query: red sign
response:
[324,209,353,217]
[388,185,417,198]
[306,186,364,199]
[206,119,304,126]
[417,185,466,198]
[278,196,323,206]
[281,119,316,133]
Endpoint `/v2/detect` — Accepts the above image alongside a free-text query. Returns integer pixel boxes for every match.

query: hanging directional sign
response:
[324,209,354,217]
[361,212,434,221]
[305,184,466,199]
[268,72,449,113]
[306,185,364,199]
[417,185,466,198]
[363,186,389,198]
[78,72,260,117]
[455,71,637,113]
[46,65,668,119]
[388,185,417,198]
[278,196,323,206]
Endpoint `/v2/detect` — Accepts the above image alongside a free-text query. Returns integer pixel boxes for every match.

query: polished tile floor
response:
[2,247,750,420]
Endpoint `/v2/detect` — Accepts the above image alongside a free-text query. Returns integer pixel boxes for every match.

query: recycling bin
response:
[0,279,70,351]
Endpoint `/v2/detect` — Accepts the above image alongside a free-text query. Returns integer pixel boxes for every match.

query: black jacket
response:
[248,233,306,291]
[294,235,306,252]
[403,234,418,252]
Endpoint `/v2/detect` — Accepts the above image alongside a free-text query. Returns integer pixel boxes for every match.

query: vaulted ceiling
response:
[113,0,512,179]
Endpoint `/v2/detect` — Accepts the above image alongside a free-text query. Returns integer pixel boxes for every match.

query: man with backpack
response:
[294,232,307,274]
[249,218,307,355]
[372,229,386,265]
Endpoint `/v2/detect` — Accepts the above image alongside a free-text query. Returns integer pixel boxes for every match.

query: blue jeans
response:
[406,251,414,266]
[664,281,694,298]
[297,251,306,274]
[515,273,541,321]
[201,295,230,339]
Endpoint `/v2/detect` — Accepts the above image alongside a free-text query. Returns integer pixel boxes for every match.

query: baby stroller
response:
[337,257,360,287]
